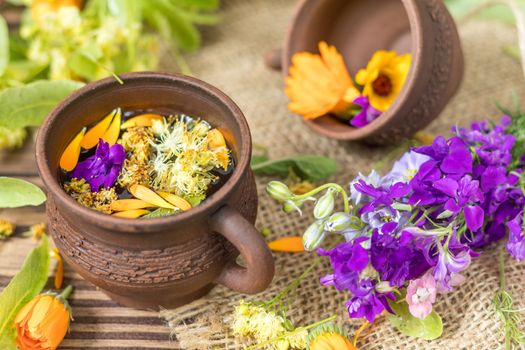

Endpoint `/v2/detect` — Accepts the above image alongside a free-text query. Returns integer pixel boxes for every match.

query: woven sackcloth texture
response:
[0,1,524,349]
[160,1,525,349]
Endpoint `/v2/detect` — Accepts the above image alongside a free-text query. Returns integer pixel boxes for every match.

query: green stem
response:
[59,285,74,300]
[293,183,350,214]
[244,314,338,350]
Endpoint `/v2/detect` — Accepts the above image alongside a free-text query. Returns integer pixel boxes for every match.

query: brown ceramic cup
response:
[36,72,275,309]
[269,0,464,144]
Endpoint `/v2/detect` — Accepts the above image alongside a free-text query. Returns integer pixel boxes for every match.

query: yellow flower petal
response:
[51,248,64,290]
[157,192,192,211]
[112,209,151,218]
[80,109,115,149]
[110,199,156,211]
[207,129,227,149]
[129,184,176,209]
[121,114,164,129]
[102,108,122,145]
[59,127,86,171]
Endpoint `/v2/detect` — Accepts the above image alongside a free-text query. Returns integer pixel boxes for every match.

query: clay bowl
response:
[36,72,275,310]
[270,0,464,145]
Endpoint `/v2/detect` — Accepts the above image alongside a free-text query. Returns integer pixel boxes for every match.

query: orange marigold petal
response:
[157,192,191,211]
[51,248,64,290]
[59,127,85,171]
[207,128,227,149]
[129,185,175,209]
[268,236,305,253]
[111,209,151,218]
[102,108,122,146]
[110,199,156,211]
[120,114,164,129]
[80,109,115,149]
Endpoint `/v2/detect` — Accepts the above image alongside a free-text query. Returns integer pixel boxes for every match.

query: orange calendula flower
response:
[355,50,411,112]
[15,285,73,350]
[32,0,83,22]
[285,41,360,120]
[308,324,357,350]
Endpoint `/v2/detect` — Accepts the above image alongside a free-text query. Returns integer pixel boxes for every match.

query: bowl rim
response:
[36,71,252,232]
[282,0,424,140]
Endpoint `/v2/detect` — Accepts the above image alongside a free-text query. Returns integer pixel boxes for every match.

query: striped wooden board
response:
[0,137,177,350]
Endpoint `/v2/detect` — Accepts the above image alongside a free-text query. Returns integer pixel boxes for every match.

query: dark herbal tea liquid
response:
[59,108,235,215]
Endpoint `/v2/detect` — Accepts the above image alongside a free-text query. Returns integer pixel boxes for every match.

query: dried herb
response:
[251,155,338,183]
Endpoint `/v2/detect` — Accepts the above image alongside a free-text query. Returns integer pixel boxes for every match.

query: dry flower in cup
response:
[286,41,411,128]
[60,108,233,218]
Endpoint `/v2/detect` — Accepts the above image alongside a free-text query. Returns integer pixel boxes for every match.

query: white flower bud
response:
[325,212,352,232]
[302,221,326,251]
[266,181,293,202]
[313,190,335,219]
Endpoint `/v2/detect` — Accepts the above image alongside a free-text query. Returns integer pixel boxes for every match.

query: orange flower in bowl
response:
[15,286,73,350]
[285,41,359,120]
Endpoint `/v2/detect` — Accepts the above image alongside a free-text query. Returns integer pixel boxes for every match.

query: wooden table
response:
[0,136,176,350]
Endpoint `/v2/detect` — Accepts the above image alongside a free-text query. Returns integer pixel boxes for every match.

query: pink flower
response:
[406,272,437,319]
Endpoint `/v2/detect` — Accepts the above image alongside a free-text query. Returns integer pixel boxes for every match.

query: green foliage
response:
[444,0,525,24]
[0,80,83,130]
[0,236,50,349]
[142,207,176,218]
[387,291,443,341]
[251,155,338,183]
[0,16,9,77]
[0,177,46,208]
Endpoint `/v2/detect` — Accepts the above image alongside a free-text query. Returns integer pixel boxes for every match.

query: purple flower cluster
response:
[72,139,126,191]
[318,117,525,323]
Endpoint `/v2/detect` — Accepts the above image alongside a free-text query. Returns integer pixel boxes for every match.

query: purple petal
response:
[433,178,458,197]
[464,205,484,231]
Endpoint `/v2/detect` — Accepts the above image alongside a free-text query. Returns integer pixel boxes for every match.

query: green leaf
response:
[0,177,46,208]
[0,80,84,130]
[170,0,220,10]
[0,236,50,348]
[68,52,99,82]
[387,292,443,341]
[0,16,9,77]
[251,155,338,183]
[444,0,525,24]
[142,208,176,218]
[504,45,520,61]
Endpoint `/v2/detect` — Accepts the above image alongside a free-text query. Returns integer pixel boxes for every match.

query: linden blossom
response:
[285,41,411,129]
[59,108,233,219]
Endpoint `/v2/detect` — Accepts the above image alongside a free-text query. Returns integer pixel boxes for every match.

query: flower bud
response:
[283,199,301,215]
[266,181,293,202]
[0,126,27,150]
[313,190,335,219]
[324,212,352,232]
[302,221,326,251]
[15,286,73,350]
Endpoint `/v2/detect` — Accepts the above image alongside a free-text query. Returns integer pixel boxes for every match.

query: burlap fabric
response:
[159,1,525,349]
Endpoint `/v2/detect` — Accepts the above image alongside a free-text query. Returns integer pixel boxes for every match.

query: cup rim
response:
[282,0,424,140]
[36,72,252,232]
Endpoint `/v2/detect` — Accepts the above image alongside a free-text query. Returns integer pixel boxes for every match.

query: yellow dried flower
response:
[29,223,47,240]
[118,125,154,188]
[0,219,15,239]
[149,117,230,199]
[64,178,118,214]
[232,301,286,341]
[0,126,27,150]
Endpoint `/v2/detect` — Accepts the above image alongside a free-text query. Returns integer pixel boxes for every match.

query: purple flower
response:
[71,139,126,192]
[318,237,370,291]
[346,284,394,323]
[433,243,471,293]
[350,96,381,128]
[386,151,430,184]
[506,213,525,261]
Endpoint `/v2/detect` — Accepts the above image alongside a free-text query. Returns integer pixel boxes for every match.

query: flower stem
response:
[59,285,74,300]
[293,183,350,214]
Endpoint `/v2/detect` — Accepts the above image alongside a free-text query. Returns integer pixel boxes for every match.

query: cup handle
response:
[210,205,275,294]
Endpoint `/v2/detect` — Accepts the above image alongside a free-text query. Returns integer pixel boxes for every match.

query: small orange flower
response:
[309,325,357,350]
[32,0,83,22]
[15,286,73,350]
[285,41,360,120]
